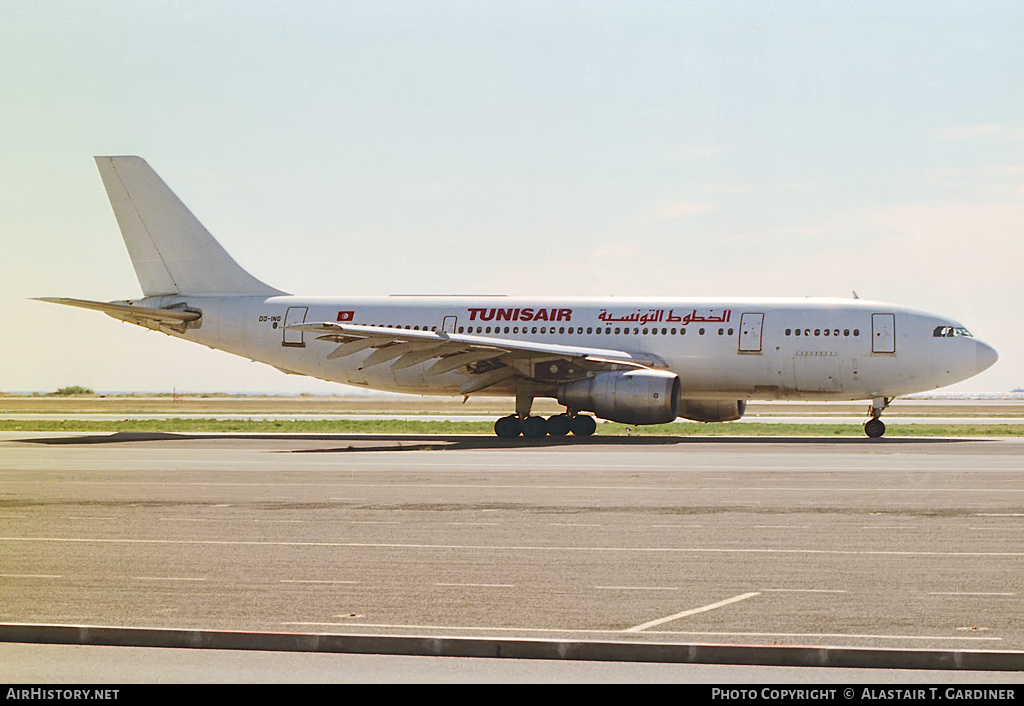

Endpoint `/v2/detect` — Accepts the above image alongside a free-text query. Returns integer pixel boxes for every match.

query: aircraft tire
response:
[864,418,886,438]
[521,416,548,438]
[546,414,571,436]
[569,415,597,437]
[494,415,522,438]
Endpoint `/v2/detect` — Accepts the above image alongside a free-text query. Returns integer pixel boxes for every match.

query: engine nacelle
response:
[677,399,747,423]
[557,370,681,425]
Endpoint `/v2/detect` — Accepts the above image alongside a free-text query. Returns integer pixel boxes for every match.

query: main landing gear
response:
[494,413,597,439]
[864,396,892,438]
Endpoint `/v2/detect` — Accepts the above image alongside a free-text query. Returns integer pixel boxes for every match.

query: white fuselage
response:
[135,294,997,403]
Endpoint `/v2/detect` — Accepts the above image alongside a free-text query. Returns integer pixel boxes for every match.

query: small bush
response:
[51,385,95,396]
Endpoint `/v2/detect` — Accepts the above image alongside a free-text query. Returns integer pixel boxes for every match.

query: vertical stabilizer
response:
[95,156,285,296]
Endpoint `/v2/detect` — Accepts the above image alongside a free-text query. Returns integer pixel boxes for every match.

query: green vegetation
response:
[49,386,95,396]
[0,418,1022,436]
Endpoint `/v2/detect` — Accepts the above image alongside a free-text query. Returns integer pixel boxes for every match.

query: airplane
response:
[37,156,998,439]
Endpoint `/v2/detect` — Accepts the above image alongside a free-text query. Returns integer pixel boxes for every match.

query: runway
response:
[2,431,1023,660]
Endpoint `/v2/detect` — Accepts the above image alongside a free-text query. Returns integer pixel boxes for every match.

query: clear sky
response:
[2,1,1022,394]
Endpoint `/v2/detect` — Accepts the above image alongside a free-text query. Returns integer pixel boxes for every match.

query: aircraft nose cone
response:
[976,340,998,374]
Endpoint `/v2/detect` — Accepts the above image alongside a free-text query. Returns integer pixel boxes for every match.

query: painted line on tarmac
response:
[0,623,1019,671]
[4,536,1023,557]
[284,622,1004,642]
[625,593,761,632]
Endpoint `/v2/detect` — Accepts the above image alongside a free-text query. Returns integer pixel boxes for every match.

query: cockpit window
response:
[933,325,973,338]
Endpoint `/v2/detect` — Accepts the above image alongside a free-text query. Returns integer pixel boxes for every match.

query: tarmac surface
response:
[2,430,1022,653]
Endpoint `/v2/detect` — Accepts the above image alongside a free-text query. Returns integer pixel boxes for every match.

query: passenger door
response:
[871,313,896,354]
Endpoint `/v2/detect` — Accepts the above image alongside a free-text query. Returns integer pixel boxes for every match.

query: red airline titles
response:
[467,307,573,322]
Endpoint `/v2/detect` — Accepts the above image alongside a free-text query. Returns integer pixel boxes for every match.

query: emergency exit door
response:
[738,312,764,353]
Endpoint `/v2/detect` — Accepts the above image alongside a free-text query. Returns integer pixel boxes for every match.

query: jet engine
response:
[677,399,747,423]
[557,369,680,425]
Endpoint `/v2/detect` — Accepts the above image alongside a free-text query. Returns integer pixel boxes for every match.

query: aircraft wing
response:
[288,321,666,394]
[33,297,200,332]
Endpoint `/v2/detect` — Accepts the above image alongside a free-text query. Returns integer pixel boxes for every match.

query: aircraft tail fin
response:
[94,156,286,297]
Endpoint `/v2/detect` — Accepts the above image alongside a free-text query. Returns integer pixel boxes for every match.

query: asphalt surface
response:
[1,431,1021,654]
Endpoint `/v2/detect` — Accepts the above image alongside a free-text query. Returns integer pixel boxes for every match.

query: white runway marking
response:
[625,592,761,632]
[761,588,847,593]
[752,525,811,529]
[0,574,62,579]
[595,586,679,591]
[11,479,1024,494]
[133,576,206,582]
[5,536,1022,557]
[280,579,358,585]
[434,583,514,588]
[160,518,233,522]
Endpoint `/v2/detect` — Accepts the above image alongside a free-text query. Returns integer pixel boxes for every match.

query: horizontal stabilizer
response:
[33,297,201,330]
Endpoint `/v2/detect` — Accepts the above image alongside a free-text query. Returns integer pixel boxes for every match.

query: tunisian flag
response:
[336,311,355,322]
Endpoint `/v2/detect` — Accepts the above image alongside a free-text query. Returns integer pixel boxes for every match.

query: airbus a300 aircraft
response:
[39,157,998,438]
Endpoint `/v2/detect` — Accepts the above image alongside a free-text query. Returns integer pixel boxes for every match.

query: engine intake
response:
[557,370,681,425]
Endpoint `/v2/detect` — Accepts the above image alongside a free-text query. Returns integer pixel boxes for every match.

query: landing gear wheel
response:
[864,418,886,438]
[494,415,522,438]
[569,415,597,437]
[546,414,571,437]
[521,416,549,439]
